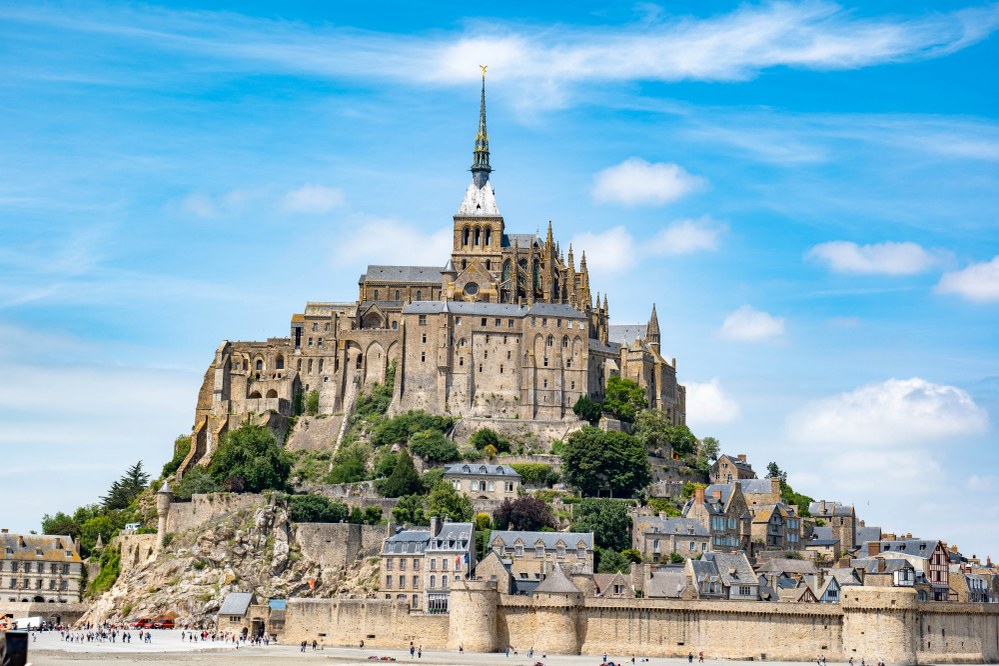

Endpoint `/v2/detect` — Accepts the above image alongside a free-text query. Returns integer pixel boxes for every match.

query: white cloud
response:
[685,378,741,426]
[570,226,636,273]
[787,377,989,447]
[179,191,217,218]
[719,305,785,342]
[593,158,706,206]
[806,240,941,275]
[935,255,999,302]
[332,217,452,267]
[968,474,995,492]
[178,189,258,219]
[647,216,727,255]
[280,184,345,214]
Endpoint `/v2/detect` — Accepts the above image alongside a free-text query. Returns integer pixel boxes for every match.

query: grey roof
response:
[812,526,834,541]
[704,483,736,506]
[358,300,404,310]
[703,552,757,588]
[383,528,431,554]
[491,530,593,550]
[428,522,474,547]
[443,463,520,478]
[856,526,882,544]
[646,568,689,598]
[637,516,709,537]
[757,558,817,575]
[361,265,444,283]
[809,501,854,517]
[588,338,621,355]
[737,478,778,495]
[868,539,940,559]
[533,564,581,594]
[717,454,755,472]
[827,568,863,586]
[503,233,540,249]
[526,302,586,319]
[402,301,528,316]
[608,324,647,345]
[807,539,840,547]
[218,592,254,616]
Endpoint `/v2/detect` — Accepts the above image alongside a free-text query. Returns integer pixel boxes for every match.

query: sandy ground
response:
[23,630,841,666]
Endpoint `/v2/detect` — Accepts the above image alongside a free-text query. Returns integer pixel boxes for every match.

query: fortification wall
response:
[294,523,384,572]
[0,601,87,626]
[118,534,158,576]
[282,599,449,648]
[915,602,999,663]
[452,417,582,449]
[166,492,265,534]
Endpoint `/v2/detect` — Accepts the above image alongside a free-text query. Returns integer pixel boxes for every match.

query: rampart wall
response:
[294,523,384,571]
[282,599,450,648]
[166,493,265,534]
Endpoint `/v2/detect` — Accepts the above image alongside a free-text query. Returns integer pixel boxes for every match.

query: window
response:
[386,559,393,570]
[556,546,565,558]
[508,319,514,328]
[416,290,422,300]
[515,545,524,557]
[505,482,514,492]
[487,481,495,491]
[430,559,436,571]
[495,318,501,326]
[418,315,427,326]
[422,333,427,343]
[536,546,545,558]
[481,318,487,326]
[499,364,504,374]
[430,575,436,588]
[442,575,449,588]
[413,576,419,589]
[325,322,331,332]
[739,586,752,596]
[542,318,547,327]
[421,352,426,363]
[577,547,585,558]
[312,323,319,332]
[374,289,379,300]
[317,338,323,347]
[308,338,313,347]
[442,559,448,571]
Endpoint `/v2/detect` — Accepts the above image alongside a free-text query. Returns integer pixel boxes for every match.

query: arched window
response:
[266,389,278,399]
[485,227,492,246]
[462,227,470,245]
[255,359,263,371]
[356,353,363,369]
[276,355,284,370]
[416,290,422,301]
[474,227,481,246]
[547,335,554,347]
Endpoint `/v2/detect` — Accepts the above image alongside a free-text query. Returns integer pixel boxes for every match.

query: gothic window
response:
[462,227,470,245]
[374,289,379,300]
[276,355,284,369]
[533,260,540,292]
[356,353,363,369]
[474,227,481,246]
[502,260,511,284]
[485,227,492,246]
[485,259,491,271]
[256,359,263,371]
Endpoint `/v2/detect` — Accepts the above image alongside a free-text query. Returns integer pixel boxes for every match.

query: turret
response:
[156,481,173,552]
[647,303,661,354]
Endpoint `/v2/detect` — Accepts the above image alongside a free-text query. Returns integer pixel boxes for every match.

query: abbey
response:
[179,73,685,473]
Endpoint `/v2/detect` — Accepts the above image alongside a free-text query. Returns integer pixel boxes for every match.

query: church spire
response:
[647,303,661,353]
[471,66,492,188]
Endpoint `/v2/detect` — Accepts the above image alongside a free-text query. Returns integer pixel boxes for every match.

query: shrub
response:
[572,396,602,425]
[510,463,559,487]
[392,495,426,525]
[288,494,349,523]
[326,442,370,484]
[409,430,460,464]
[469,427,511,453]
[173,467,220,501]
[87,545,121,597]
[161,436,192,478]
[493,497,556,531]
[371,411,456,448]
[305,390,320,416]
[595,547,629,574]
[377,450,422,498]
[209,424,291,493]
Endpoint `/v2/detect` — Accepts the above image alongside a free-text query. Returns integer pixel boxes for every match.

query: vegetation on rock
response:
[561,426,652,497]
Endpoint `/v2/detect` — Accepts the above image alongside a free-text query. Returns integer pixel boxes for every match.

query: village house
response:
[683,485,751,553]
[632,515,709,562]
[381,525,429,609]
[809,500,858,551]
[0,531,83,603]
[489,530,594,581]
[749,503,804,553]
[709,454,757,484]
[381,517,475,612]
[863,539,951,601]
[443,463,520,500]
[687,552,758,600]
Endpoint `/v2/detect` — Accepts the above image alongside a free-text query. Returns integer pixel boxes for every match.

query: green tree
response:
[766,462,788,483]
[80,515,116,558]
[474,513,493,531]
[372,450,399,479]
[469,427,511,454]
[699,436,720,462]
[173,466,220,501]
[392,494,427,525]
[41,512,81,541]
[668,551,684,564]
[426,482,473,522]
[572,395,602,425]
[510,463,559,487]
[493,497,556,531]
[682,481,707,499]
[633,410,674,455]
[665,424,698,457]
[621,548,642,563]
[161,436,192,478]
[420,468,444,492]
[561,427,652,497]
[305,390,320,416]
[570,498,631,551]
[371,410,455,447]
[409,429,460,463]
[378,449,423,498]
[209,424,291,492]
[603,376,647,423]
[288,494,349,523]
[101,461,150,511]
[327,442,370,484]
[595,547,630,573]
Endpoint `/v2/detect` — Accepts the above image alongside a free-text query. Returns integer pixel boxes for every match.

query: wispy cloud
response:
[329,217,452,268]
[719,305,786,342]
[592,158,706,206]
[280,184,345,214]
[806,240,944,275]
[571,217,726,273]
[685,378,742,427]
[936,255,999,302]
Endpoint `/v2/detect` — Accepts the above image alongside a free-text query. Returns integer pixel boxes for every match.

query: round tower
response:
[841,586,918,665]
[448,578,499,653]
[531,564,582,654]
[155,481,173,551]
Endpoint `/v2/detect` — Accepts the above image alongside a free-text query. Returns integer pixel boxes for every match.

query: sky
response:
[0,1,997,558]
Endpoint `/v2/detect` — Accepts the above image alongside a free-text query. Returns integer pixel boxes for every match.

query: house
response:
[683,484,751,553]
[489,530,594,582]
[424,520,475,613]
[632,515,709,562]
[864,539,951,601]
[473,550,515,594]
[736,478,783,507]
[778,581,819,603]
[709,454,757,484]
[0,531,84,603]
[644,565,696,599]
[443,463,520,500]
[749,504,803,553]
[381,525,429,609]
[593,572,633,598]
[217,591,256,633]
[809,501,857,551]
[950,566,990,603]
[688,552,758,600]
[805,537,841,562]
[805,572,842,603]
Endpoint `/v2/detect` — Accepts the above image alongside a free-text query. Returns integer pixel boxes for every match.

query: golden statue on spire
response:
[480,65,488,77]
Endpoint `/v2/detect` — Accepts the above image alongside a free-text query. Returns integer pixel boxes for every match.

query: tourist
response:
[688,652,694,663]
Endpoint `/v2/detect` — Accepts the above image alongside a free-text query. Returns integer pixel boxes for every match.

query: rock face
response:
[81,495,381,628]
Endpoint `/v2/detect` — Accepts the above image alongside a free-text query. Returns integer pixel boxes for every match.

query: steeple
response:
[470,65,492,188]
[647,303,661,353]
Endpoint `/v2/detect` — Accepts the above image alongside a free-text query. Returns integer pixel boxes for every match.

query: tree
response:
[621,548,642,563]
[392,494,427,525]
[173,466,220,501]
[372,450,399,479]
[305,390,320,416]
[161,436,191,478]
[493,497,556,531]
[766,462,788,483]
[572,395,603,426]
[765,462,813,516]
[596,547,629,574]
[79,515,116,558]
[603,376,647,423]
[426,482,473,522]
[327,442,370,484]
[378,449,423,498]
[561,427,652,497]
[288,494,349,523]
[474,513,493,531]
[208,424,291,493]
[665,425,698,457]
[633,410,676,456]
[510,463,559,487]
[699,436,720,462]
[409,429,460,464]
[101,461,150,511]
[41,512,81,541]
[570,498,631,551]
[371,410,455,447]
[469,427,510,454]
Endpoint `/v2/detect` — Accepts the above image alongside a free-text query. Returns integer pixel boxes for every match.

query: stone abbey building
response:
[180,73,685,473]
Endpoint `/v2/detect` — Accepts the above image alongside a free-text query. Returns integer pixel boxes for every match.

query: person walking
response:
[688,652,694,664]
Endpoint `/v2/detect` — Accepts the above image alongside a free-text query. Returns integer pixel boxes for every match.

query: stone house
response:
[489,530,594,582]
[688,552,758,600]
[217,591,256,633]
[593,572,633,598]
[806,572,842,603]
[381,525,429,609]
[950,565,990,603]
[443,463,520,501]
[736,478,783,507]
[709,454,756,484]
[805,537,840,562]
[749,504,803,553]
[632,515,709,562]
[472,550,515,594]
[643,565,697,599]
[863,539,951,601]
[424,520,475,613]
[683,484,751,553]
[809,500,857,551]
[0,531,83,603]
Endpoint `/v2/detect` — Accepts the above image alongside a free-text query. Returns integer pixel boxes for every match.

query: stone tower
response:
[647,303,661,354]
[156,481,173,551]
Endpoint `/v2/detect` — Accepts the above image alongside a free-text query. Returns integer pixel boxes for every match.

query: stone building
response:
[380,517,475,612]
[632,515,709,562]
[488,530,594,581]
[809,500,857,552]
[687,552,759,600]
[381,525,429,609]
[178,71,686,476]
[683,484,751,553]
[863,539,951,601]
[0,531,83,603]
[709,454,756,484]
[749,503,803,552]
[443,463,520,501]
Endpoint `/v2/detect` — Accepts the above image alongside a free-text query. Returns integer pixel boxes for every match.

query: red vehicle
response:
[132,618,152,629]
[152,619,175,629]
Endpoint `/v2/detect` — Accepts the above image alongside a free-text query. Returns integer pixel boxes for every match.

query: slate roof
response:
[588,338,621,355]
[608,324,647,345]
[593,572,631,597]
[526,302,586,318]
[807,539,840,548]
[646,568,689,598]
[757,558,817,576]
[443,463,520,478]
[737,478,778,495]
[856,526,882,545]
[868,539,940,559]
[491,530,593,550]
[809,501,854,517]
[402,301,528,316]
[635,516,709,537]
[702,552,757,588]
[218,592,255,616]
[503,233,540,249]
[0,533,81,563]
[827,567,863,586]
[427,523,474,552]
[718,454,755,472]
[812,527,834,541]
[382,528,431,555]
[361,265,445,283]
[534,564,581,594]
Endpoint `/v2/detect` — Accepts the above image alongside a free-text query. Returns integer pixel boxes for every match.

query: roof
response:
[268,599,287,610]
[812,526,834,541]
[443,463,520,478]
[608,324,647,344]
[737,478,778,495]
[402,301,528,316]
[503,233,539,249]
[526,302,586,319]
[635,516,709,538]
[383,528,431,554]
[361,265,444,284]
[491,530,593,550]
[856,526,882,544]
[457,179,500,216]
[218,592,255,616]
[868,539,941,559]
[827,568,863,586]
[717,454,755,472]
[593,572,631,597]
[646,567,689,599]
[703,552,757,588]
[428,522,474,549]
[588,338,620,355]
[809,501,854,517]
[0,533,81,563]
[757,558,818,575]
[807,539,840,548]
[534,564,581,594]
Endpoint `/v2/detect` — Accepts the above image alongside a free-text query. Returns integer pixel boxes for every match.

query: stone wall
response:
[452,417,583,449]
[282,598,450,648]
[165,493,266,534]
[0,600,87,626]
[118,534,158,576]
[295,523,385,572]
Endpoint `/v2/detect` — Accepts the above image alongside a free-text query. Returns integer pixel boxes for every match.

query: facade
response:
[864,539,951,601]
[0,532,83,603]
[749,503,803,552]
[709,454,756,484]
[380,518,475,612]
[632,515,709,561]
[443,463,520,501]
[683,484,751,553]
[489,530,594,580]
[688,552,759,600]
[178,73,685,476]
[381,526,429,609]
[809,500,857,552]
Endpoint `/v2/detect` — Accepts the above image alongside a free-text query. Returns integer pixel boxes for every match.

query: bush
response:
[646,498,682,517]
[377,450,422,498]
[510,463,559,487]
[420,468,445,492]
[469,428,511,454]
[392,495,427,525]
[209,424,291,493]
[493,497,556,531]
[602,376,647,423]
[290,449,333,484]
[161,436,191,478]
[371,411,456,448]
[474,513,493,531]
[409,430,460,464]
[621,548,642,563]
[87,545,121,597]
[173,467,220,501]
[572,396,602,425]
[288,494,349,523]
[326,442,370,484]
[349,506,383,525]
[669,551,684,564]
[305,390,320,416]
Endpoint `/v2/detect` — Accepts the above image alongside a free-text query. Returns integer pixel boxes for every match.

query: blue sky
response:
[1,1,997,558]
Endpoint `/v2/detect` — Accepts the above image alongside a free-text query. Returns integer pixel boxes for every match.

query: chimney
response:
[659,511,667,520]
[771,478,781,496]
[950,544,959,553]
[877,558,886,573]
[868,541,881,557]
[906,532,912,539]
[737,454,747,463]
[817,569,825,587]
[430,516,441,537]
[1,528,7,534]
[988,557,992,566]
[695,487,706,504]
[711,490,722,500]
